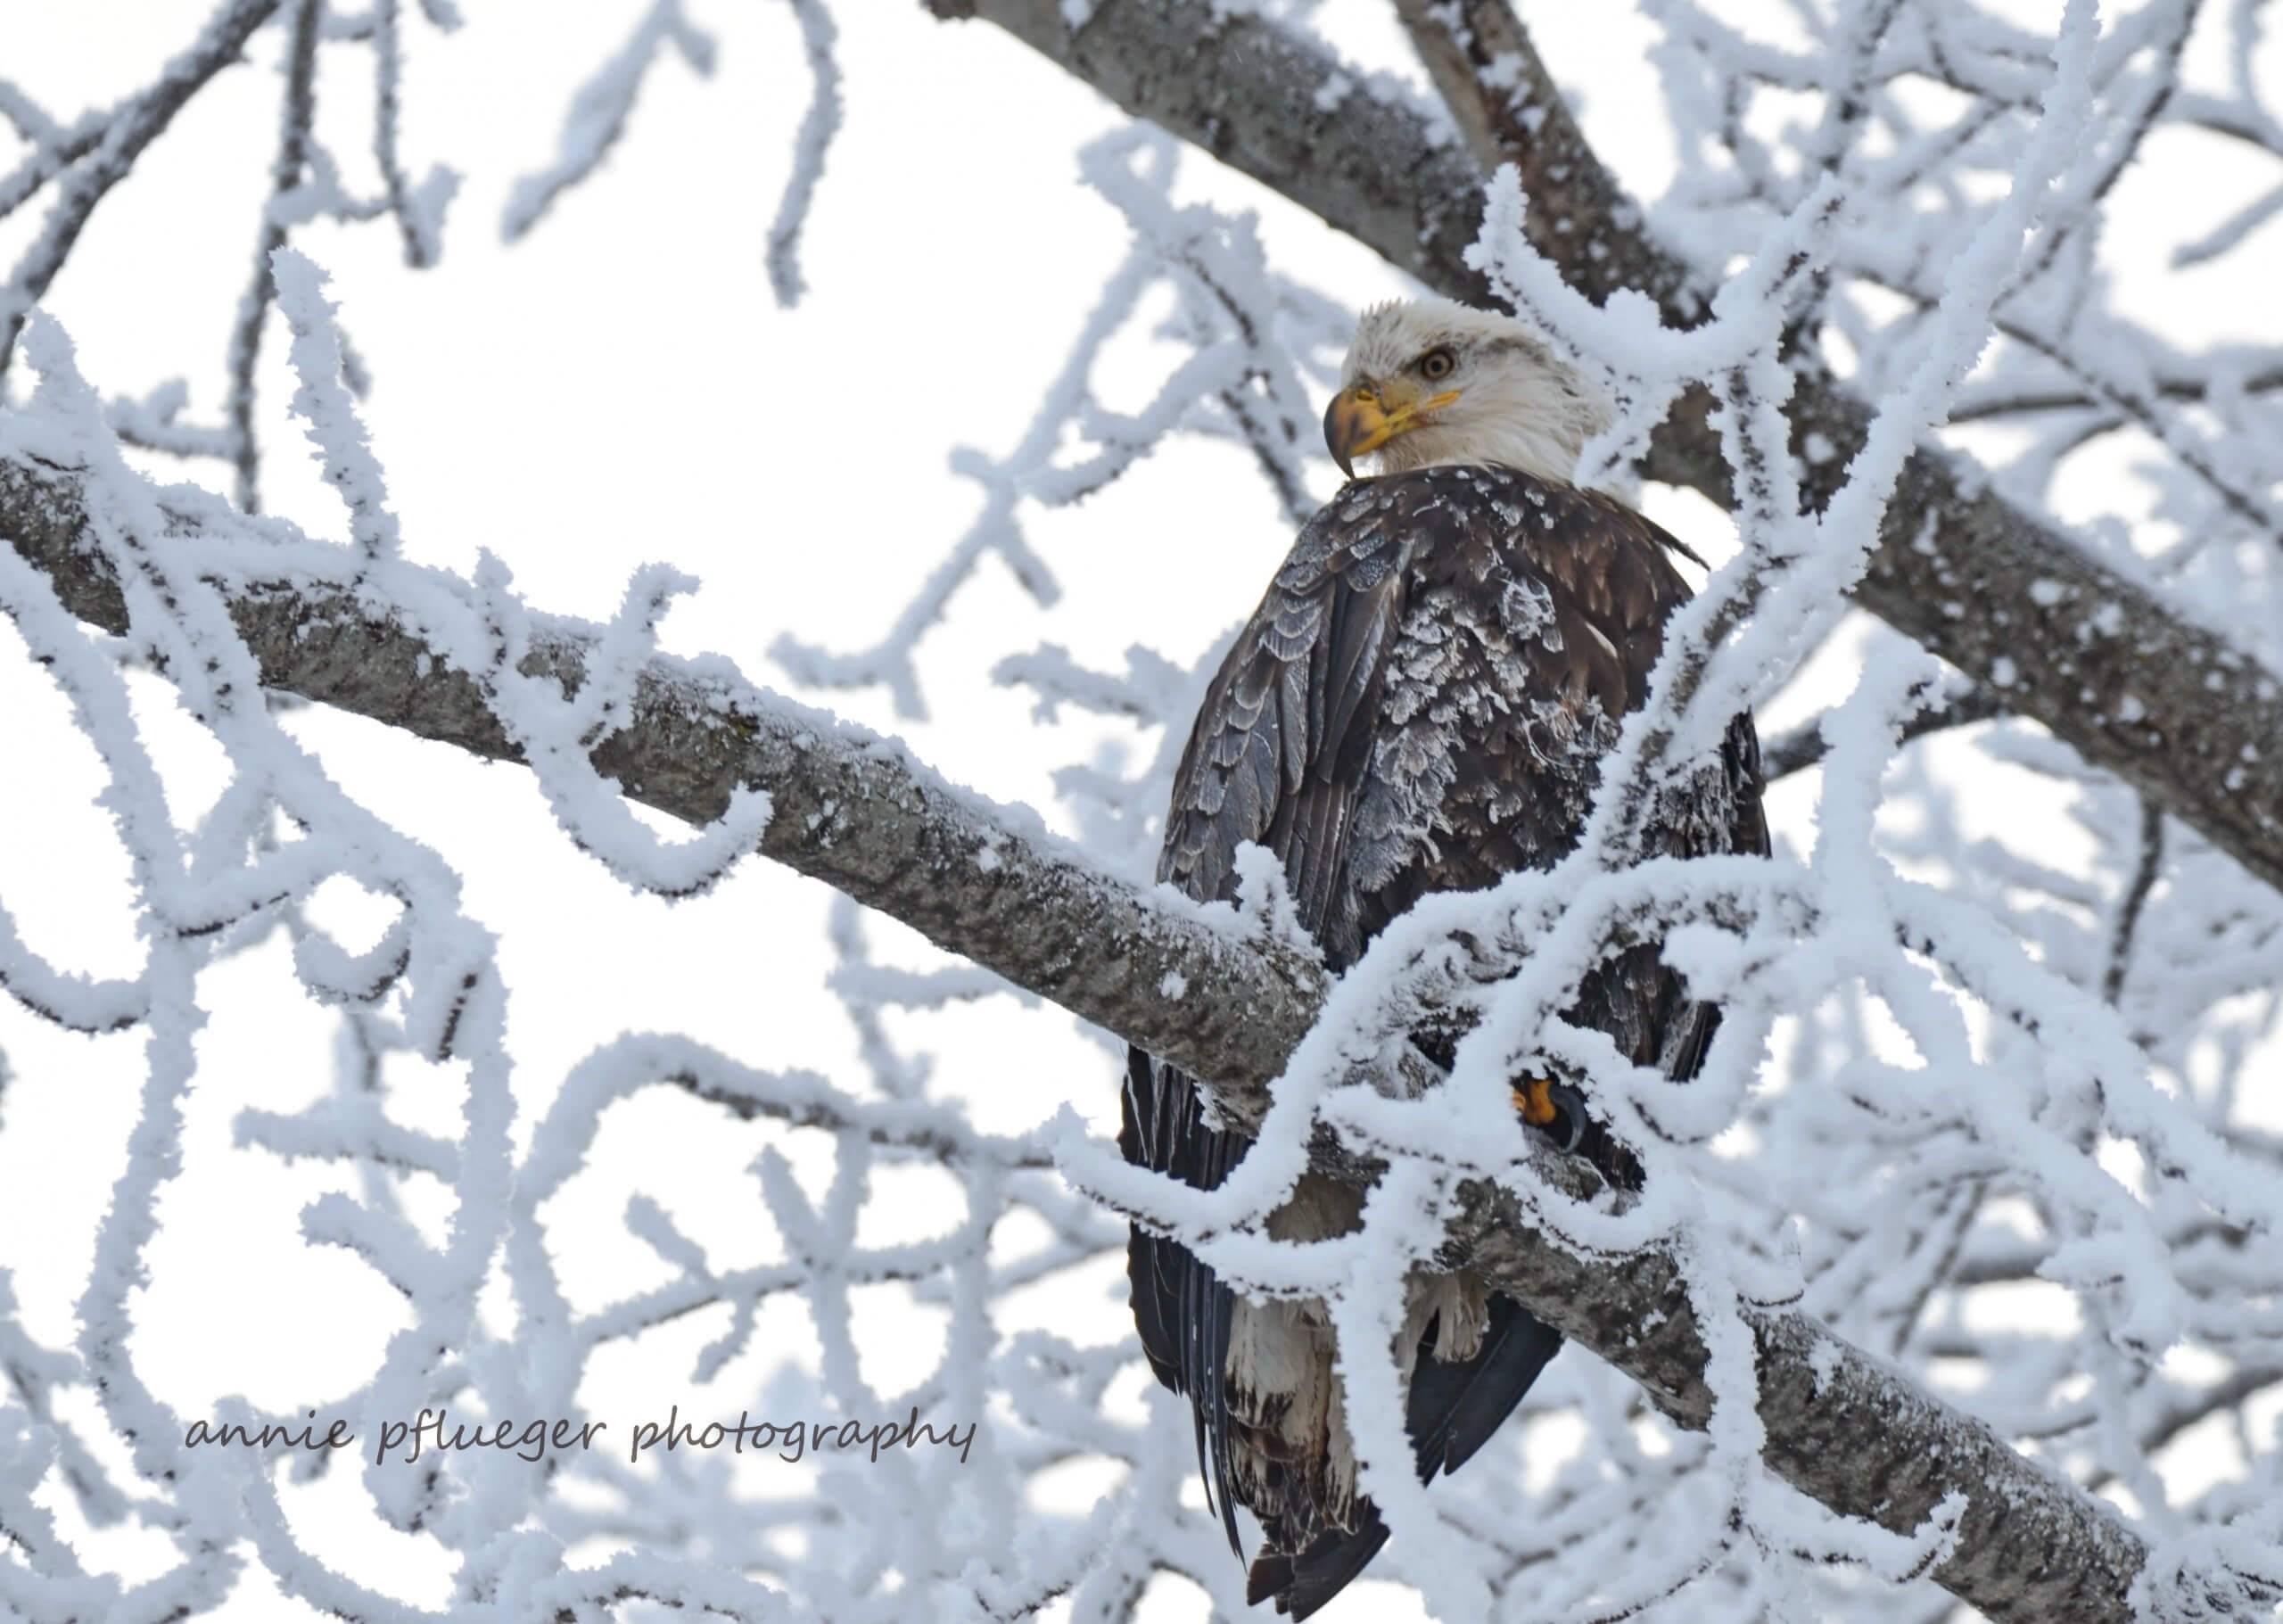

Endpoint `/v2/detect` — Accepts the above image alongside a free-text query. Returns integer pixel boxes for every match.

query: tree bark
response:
[2,443,2228,1623]
[938,0,2283,899]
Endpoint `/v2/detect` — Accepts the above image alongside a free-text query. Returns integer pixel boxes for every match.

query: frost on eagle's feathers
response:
[4,0,2283,1621]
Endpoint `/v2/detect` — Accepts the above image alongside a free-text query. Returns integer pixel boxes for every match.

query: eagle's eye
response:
[1418,347,1457,381]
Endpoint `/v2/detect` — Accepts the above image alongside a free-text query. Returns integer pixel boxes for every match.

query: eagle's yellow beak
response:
[1323,381,1463,479]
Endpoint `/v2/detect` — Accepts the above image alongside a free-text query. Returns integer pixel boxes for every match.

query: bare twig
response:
[225,0,320,512]
[2103,796,2165,1006]
[0,0,284,376]
[1762,683,2007,781]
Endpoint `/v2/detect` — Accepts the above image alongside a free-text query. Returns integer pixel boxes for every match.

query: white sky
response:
[1,2,2277,1620]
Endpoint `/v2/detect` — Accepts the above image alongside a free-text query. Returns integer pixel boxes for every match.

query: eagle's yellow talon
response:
[1513,1078,1558,1127]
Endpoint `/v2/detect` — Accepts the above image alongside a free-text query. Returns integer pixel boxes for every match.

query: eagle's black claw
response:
[1541,1081,1588,1154]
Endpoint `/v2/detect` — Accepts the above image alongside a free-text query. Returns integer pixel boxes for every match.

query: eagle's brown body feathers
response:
[1120,464,1768,1617]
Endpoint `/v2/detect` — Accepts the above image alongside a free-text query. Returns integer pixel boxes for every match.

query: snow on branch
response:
[504,0,847,302]
[0,0,465,508]
[4,0,830,511]
[1758,677,2004,781]
[370,0,460,269]
[764,0,844,307]
[499,0,719,244]
[0,0,286,380]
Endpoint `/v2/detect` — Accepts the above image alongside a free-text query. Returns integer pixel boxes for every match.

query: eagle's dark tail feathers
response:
[1248,1516,1389,1620]
[1247,1294,1563,1619]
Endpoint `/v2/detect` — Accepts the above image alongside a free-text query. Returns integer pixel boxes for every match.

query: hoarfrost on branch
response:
[3,2,2282,1621]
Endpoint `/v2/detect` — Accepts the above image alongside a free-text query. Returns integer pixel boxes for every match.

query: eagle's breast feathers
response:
[1162,466,1759,957]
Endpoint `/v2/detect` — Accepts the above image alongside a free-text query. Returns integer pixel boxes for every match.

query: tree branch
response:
[0,445,1322,1102]
[937,0,2283,900]
[1761,682,2007,781]
[0,443,2216,1624]
[1,0,284,375]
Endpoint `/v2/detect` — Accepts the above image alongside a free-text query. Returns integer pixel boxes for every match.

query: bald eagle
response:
[1119,298,1769,1616]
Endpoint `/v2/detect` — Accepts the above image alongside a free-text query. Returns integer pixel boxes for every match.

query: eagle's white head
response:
[1325,297,1610,485]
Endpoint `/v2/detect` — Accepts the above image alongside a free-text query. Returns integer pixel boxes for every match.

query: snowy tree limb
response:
[1760,680,2005,780]
[0,443,2213,1624]
[0,446,1323,1105]
[939,0,2283,899]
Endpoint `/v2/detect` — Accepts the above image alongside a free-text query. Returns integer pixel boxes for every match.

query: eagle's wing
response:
[1121,484,1410,1554]
[1158,482,1412,936]
[1552,484,1771,1092]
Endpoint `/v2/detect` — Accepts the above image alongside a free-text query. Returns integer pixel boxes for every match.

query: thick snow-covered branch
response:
[940,0,2283,899]
[0,438,2220,1624]
[0,441,1320,1110]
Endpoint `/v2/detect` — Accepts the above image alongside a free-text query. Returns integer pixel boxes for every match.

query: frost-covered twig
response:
[369,0,458,268]
[771,129,1346,716]
[0,0,286,379]
[764,0,843,306]
[1760,680,2004,780]
[0,0,466,499]
[223,0,321,513]
[499,0,719,243]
